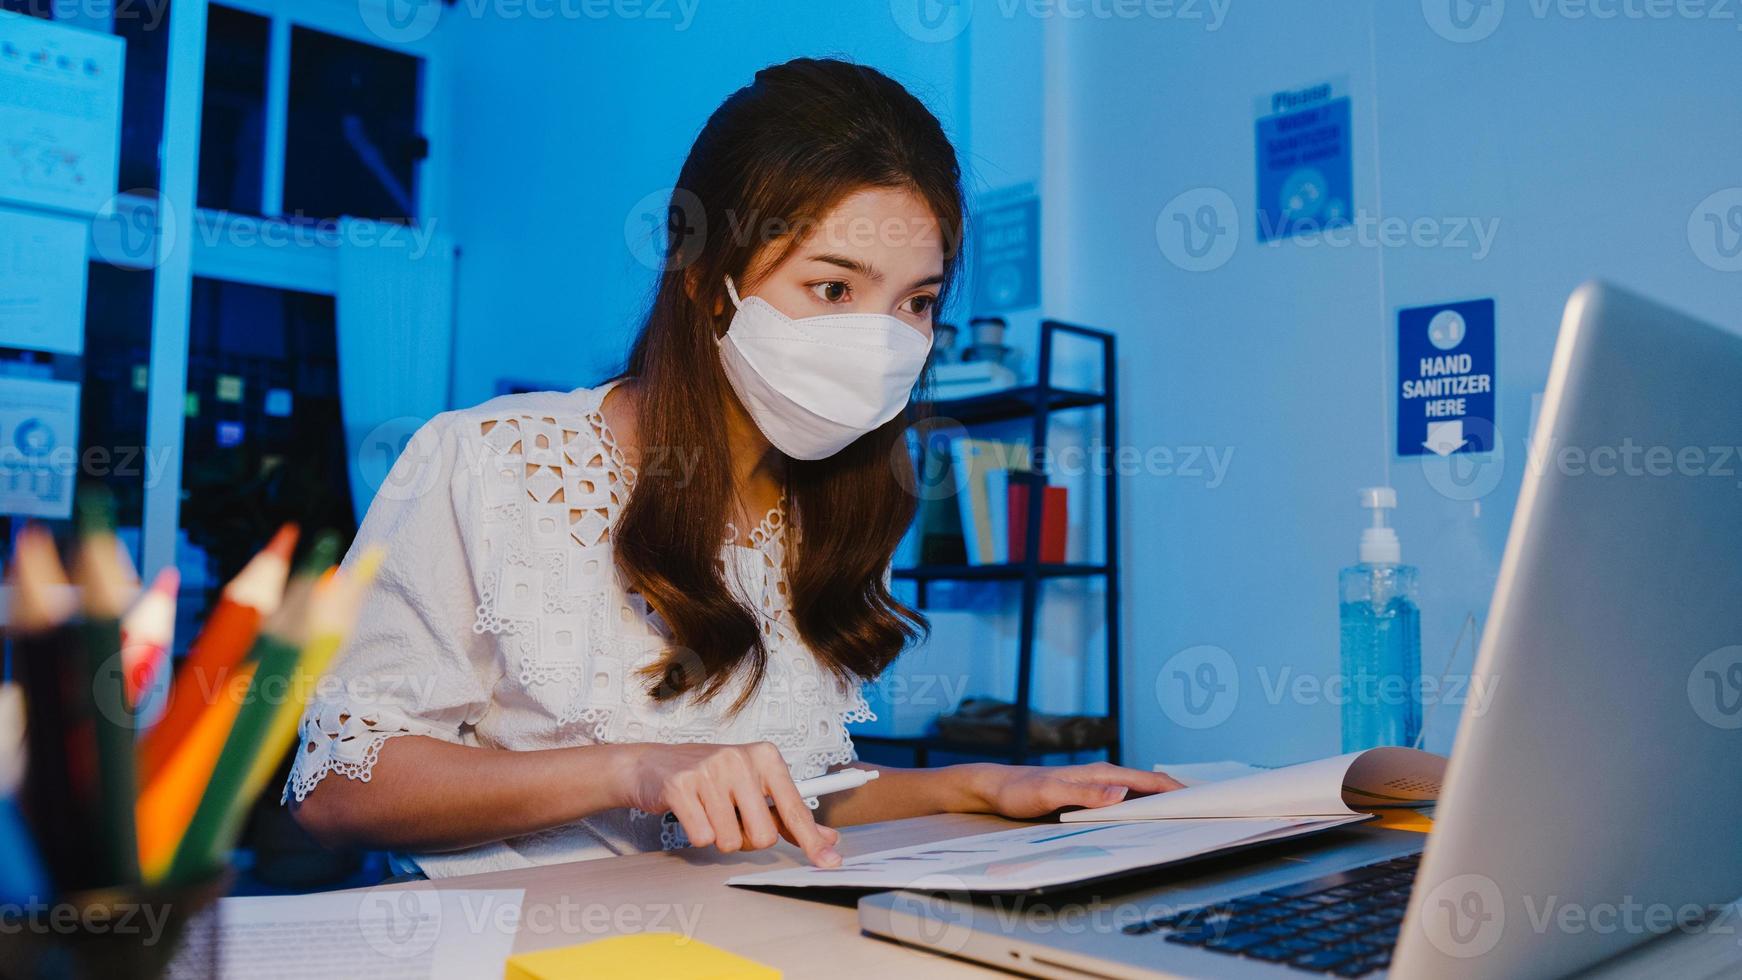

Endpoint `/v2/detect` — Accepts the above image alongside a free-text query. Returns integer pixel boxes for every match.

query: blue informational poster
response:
[1396,298,1497,458]
[1255,80,1353,243]
[972,191,1039,313]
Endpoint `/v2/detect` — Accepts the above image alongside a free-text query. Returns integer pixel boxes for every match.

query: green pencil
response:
[167,533,340,883]
[74,486,142,886]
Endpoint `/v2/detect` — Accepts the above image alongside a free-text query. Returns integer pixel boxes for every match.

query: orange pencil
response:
[169,539,359,881]
[132,656,257,882]
[138,524,297,783]
[135,546,325,883]
[122,567,178,712]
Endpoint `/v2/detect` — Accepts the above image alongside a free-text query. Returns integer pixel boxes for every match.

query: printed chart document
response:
[168,888,523,979]
[732,748,1443,893]
[728,816,1363,893]
[0,12,124,214]
[1063,746,1445,823]
[0,376,80,519]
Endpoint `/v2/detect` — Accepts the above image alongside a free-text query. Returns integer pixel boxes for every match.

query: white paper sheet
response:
[1063,746,1445,823]
[0,207,88,355]
[168,888,524,980]
[1153,760,1267,787]
[727,816,1363,893]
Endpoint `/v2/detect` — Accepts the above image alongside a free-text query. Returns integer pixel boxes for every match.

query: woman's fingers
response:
[1148,770,1186,792]
[758,755,842,867]
[1088,762,1186,794]
[731,772,783,851]
[1055,780,1130,809]
[666,789,715,849]
[774,814,841,848]
[655,743,845,865]
[697,778,743,853]
[1045,763,1187,811]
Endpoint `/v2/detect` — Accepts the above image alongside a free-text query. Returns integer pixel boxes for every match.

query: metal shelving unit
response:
[859,320,1121,766]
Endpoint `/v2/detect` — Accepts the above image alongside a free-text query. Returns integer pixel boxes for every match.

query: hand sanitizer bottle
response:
[1339,487,1422,751]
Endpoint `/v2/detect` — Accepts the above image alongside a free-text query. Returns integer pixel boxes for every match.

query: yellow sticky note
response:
[1368,807,1435,834]
[504,933,780,980]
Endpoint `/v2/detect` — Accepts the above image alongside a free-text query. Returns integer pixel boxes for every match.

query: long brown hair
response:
[614,58,964,710]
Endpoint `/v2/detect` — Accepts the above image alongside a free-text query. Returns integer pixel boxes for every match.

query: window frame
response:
[135,0,448,575]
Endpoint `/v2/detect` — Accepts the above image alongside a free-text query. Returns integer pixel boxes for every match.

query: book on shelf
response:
[913,428,967,565]
[903,433,1069,570]
[931,360,1018,401]
[948,439,1030,564]
[1007,472,1067,563]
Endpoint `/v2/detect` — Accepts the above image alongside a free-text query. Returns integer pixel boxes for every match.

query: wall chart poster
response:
[0,376,81,520]
[0,12,125,215]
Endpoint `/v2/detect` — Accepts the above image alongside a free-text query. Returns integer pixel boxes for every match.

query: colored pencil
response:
[72,488,143,885]
[0,683,25,797]
[169,536,363,882]
[0,798,48,902]
[138,524,298,784]
[236,548,383,817]
[8,524,102,890]
[0,683,42,901]
[137,534,337,883]
[133,661,254,882]
[121,567,179,712]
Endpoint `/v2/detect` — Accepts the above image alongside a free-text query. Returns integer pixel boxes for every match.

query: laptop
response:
[860,282,1742,979]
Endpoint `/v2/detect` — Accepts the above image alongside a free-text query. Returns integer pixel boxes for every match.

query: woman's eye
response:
[905,294,936,317]
[810,281,851,304]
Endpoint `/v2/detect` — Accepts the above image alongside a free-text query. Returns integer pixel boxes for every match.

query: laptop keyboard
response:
[1123,852,1421,977]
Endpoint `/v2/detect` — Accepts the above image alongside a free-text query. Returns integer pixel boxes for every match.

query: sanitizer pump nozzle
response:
[1357,486,1402,564]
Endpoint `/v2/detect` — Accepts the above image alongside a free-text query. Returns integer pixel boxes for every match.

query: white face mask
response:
[716,276,933,460]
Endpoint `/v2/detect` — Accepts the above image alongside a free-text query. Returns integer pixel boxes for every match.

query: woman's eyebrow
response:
[804,252,945,290]
[805,252,884,281]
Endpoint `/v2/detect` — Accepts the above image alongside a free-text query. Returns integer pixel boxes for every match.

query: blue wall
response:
[1010,2,1742,766]
[439,2,964,406]
[436,2,1742,769]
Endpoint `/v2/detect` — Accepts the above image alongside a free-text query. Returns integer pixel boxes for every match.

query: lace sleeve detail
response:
[281,411,499,805]
[283,700,441,803]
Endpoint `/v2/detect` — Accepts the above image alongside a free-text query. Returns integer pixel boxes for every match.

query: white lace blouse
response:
[283,381,874,878]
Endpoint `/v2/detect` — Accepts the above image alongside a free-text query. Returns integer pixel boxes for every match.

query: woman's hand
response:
[610,741,843,867]
[965,762,1186,819]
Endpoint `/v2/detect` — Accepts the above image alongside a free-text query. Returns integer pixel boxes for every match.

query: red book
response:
[1007,482,1067,563]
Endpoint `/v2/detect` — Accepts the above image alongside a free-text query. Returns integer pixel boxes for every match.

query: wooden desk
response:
[377,812,1741,979]
[382,812,1024,978]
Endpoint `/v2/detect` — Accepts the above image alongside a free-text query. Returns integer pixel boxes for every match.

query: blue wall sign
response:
[1255,81,1353,243]
[972,192,1039,313]
[1397,298,1497,458]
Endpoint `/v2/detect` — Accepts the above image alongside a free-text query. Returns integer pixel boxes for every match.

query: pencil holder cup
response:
[0,870,231,980]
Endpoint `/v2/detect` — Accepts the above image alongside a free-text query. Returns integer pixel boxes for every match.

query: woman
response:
[287,57,1178,878]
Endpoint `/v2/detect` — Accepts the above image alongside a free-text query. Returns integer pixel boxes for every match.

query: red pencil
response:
[122,567,178,712]
[137,525,298,784]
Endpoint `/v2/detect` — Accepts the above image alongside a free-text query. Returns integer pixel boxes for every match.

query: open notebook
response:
[1059,746,1445,823]
[729,747,1444,894]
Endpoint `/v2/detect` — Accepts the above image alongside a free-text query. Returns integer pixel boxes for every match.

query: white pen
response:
[793,766,880,807]
[662,767,880,822]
